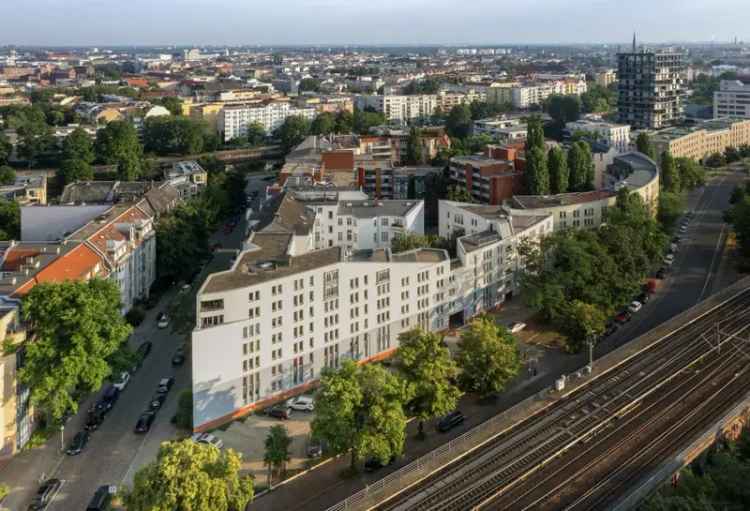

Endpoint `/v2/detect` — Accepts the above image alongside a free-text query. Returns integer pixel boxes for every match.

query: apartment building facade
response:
[355,94,438,124]
[449,145,526,205]
[617,50,685,129]
[566,120,631,153]
[651,118,750,161]
[191,194,551,430]
[714,80,750,119]
[220,101,317,141]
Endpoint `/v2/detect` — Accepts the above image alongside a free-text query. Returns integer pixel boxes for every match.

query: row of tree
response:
[275,109,387,153]
[522,190,667,352]
[525,117,595,195]
[726,181,750,271]
[312,319,521,469]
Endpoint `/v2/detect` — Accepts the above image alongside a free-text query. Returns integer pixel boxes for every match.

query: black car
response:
[149,393,167,411]
[134,411,156,433]
[267,405,292,420]
[86,485,113,511]
[95,385,119,414]
[171,348,186,367]
[655,267,667,280]
[364,455,397,472]
[136,341,152,362]
[157,377,175,394]
[437,410,465,433]
[637,292,650,304]
[66,431,89,455]
[28,478,62,510]
[85,409,105,431]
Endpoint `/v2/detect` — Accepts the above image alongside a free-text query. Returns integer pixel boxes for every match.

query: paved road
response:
[252,170,746,511]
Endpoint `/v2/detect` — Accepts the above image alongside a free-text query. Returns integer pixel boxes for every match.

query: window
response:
[201,315,224,328]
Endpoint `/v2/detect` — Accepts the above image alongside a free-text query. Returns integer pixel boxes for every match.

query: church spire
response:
[632,32,637,52]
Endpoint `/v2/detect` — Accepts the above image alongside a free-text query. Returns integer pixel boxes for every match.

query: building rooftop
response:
[512,190,615,209]
[337,200,421,219]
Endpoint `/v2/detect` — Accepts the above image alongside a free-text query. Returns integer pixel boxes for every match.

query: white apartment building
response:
[511,81,587,109]
[355,94,438,124]
[473,116,523,137]
[566,120,631,153]
[714,80,750,119]
[220,101,317,142]
[191,193,551,430]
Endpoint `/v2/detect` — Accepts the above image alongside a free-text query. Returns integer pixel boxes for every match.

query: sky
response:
[1,0,748,47]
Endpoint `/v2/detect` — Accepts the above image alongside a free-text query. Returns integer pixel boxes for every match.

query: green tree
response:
[310,112,336,136]
[526,146,550,195]
[245,122,266,146]
[264,425,292,486]
[157,96,184,116]
[124,440,254,511]
[62,127,95,164]
[95,121,143,178]
[11,106,56,167]
[156,201,213,282]
[392,232,431,253]
[726,194,750,259]
[548,146,569,194]
[704,152,727,168]
[396,328,462,437]
[334,110,354,133]
[636,132,657,161]
[446,185,473,203]
[405,127,423,165]
[351,109,385,135]
[546,95,581,125]
[658,192,687,231]
[675,157,706,190]
[58,158,94,186]
[661,151,681,193]
[0,199,20,240]
[276,115,311,153]
[174,390,193,430]
[580,84,615,113]
[311,360,408,470]
[0,165,15,185]
[456,316,521,398]
[558,300,607,353]
[0,131,12,164]
[18,279,132,421]
[567,141,594,191]
[525,116,546,151]
[299,78,321,92]
[446,104,472,139]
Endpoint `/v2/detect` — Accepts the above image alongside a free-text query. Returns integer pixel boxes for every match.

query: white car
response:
[288,396,315,412]
[157,313,169,329]
[679,225,688,233]
[628,301,643,313]
[195,433,224,449]
[507,322,527,334]
[664,254,675,265]
[112,371,130,391]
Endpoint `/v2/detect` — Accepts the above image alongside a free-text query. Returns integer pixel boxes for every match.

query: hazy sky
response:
[2,0,748,47]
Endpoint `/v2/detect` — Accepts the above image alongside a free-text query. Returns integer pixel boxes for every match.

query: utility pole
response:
[586,333,595,371]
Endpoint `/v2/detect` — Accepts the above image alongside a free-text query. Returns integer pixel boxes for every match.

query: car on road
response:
[267,404,292,420]
[86,485,115,511]
[149,393,167,411]
[157,377,175,394]
[656,267,667,280]
[663,254,675,265]
[194,433,224,449]
[506,321,527,334]
[85,409,105,431]
[307,437,324,458]
[678,225,688,234]
[364,455,397,472]
[136,341,152,361]
[628,301,643,313]
[288,395,314,412]
[112,371,130,391]
[157,312,169,329]
[66,431,90,455]
[28,478,62,510]
[603,322,618,338]
[614,311,632,324]
[95,385,119,414]
[171,347,186,367]
[437,410,465,432]
[637,292,650,304]
[134,411,156,433]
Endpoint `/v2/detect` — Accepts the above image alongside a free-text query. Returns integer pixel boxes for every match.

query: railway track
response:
[374,290,750,511]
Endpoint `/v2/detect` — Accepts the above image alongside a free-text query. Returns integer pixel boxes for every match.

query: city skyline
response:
[1,0,748,47]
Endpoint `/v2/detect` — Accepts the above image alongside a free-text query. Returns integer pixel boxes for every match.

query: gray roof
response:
[337,200,420,219]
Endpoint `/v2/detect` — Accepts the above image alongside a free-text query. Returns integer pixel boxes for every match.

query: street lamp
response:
[586,333,595,371]
[59,424,65,452]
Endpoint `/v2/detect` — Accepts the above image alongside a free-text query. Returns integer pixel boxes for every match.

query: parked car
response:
[288,395,314,412]
[628,301,643,313]
[307,438,324,458]
[364,455,396,472]
[506,322,527,334]
[267,404,292,420]
[112,371,130,392]
[615,311,632,324]
[637,292,650,304]
[134,411,156,434]
[95,385,119,414]
[171,347,186,367]
[86,485,115,511]
[603,323,618,337]
[437,410,465,433]
[656,267,667,280]
[149,393,167,411]
[157,312,169,329]
[195,433,224,449]
[156,377,175,394]
[28,478,62,510]
[679,225,688,234]
[663,254,675,265]
[66,431,89,456]
[85,409,105,431]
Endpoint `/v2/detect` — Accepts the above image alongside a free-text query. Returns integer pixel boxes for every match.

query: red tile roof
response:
[13,244,107,297]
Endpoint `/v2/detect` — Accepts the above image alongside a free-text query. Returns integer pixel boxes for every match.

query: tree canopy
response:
[548,146,569,194]
[276,115,311,153]
[396,328,462,435]
[95,120,143,180]
[456,316,521,398]
[264,425,292,485]
[546,95,581,125]
[0,165,15,185]
[636,132,657,161]
[18,279,132,421]
[567,140,594,192]
[446,104,472,139]
[124,440,254,511]
[311,360,408,469]
[0,199,20,241]
[143,116,212,156]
